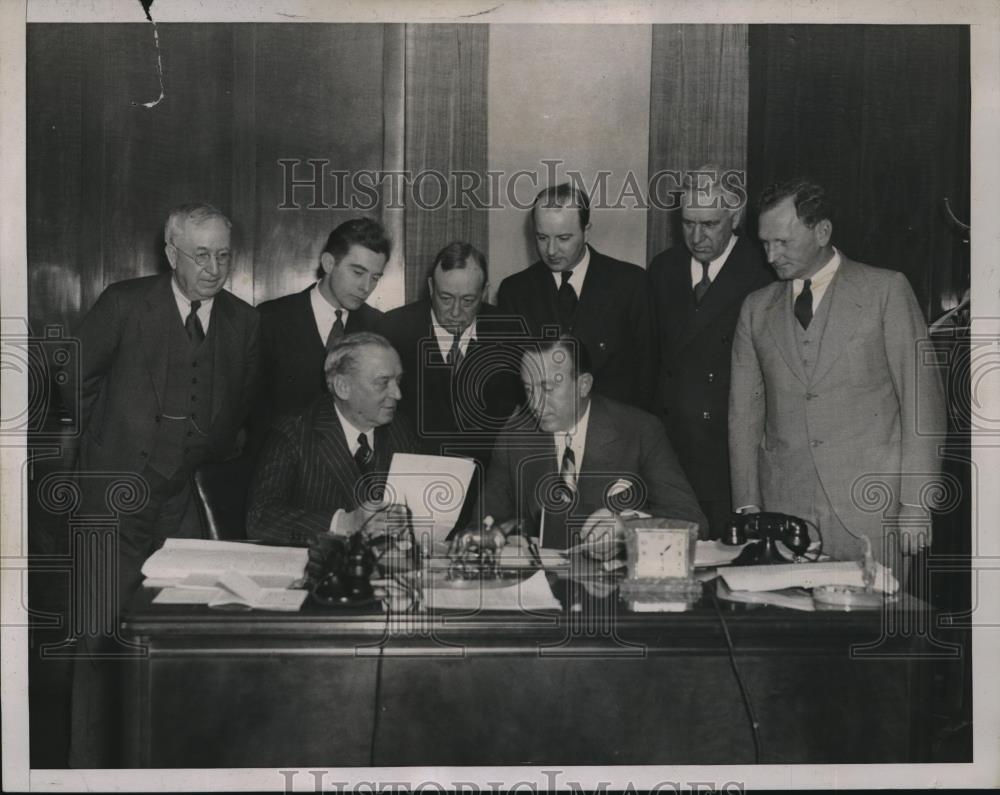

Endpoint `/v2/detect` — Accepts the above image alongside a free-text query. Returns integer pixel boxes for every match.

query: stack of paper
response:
[423,569,561,611]
[144,539,309,611]
[720,561,899,595]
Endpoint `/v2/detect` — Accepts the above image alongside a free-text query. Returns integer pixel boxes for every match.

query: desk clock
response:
[619,517,701,611]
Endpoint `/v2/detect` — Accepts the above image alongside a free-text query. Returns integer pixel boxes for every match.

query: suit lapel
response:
[209,292,236,424]
[677,240,757,350]
[312,399,362,490]
[139,275,176,408]
[765,284,809,386]
[578,397,619,509]
[809,260,866,385]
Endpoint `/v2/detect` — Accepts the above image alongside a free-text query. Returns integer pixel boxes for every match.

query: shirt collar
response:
[170,276,214,328]
[558,399,592,443]
[334,402,373,454]
[689,234,738,287]
[550,245,591,292]
[794,248,841,295]
[311,281,349,327]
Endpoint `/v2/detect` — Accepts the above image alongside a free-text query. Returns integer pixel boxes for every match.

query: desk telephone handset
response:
[721,512,822,565]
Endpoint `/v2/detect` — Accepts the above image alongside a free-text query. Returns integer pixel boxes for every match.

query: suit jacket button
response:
[810,439,822,447]
[702,411,712,420]
[599,342,606,350]
[707,372,715,383]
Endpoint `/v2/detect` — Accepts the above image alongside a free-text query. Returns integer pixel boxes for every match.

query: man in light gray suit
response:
[729,178,946,564]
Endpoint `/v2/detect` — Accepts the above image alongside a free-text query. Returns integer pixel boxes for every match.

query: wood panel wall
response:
[27,23,387,334]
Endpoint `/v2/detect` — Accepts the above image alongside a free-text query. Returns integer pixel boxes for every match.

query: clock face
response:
[634,529,690,578]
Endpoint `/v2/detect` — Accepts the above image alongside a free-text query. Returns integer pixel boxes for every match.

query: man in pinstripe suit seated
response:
[247,332,418,546]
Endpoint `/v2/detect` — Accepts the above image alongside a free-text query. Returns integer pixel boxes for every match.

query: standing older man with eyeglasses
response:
[64,202,259,766]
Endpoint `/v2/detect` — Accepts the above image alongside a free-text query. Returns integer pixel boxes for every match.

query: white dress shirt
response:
[431,310,478,360]
[549,245,591,295]
[793,249,841,311]
[170,277,214,332]
[689,233,738,288]
[311,282,349,343]
[552,401,592,477]
[328,405,375,534]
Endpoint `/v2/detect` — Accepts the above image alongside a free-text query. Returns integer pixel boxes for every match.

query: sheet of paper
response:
[716,581,816,612]
[721,561,899,594]
[208,588,307,612]
[153,587,221,605]
[424,570,561,611]
[695,540,749,568]
[385,453,475,545]
[141,538,308,582]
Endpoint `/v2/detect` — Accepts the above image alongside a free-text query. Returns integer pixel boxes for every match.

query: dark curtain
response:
[646,25,750,263]
[403,24,489,302]
[747,25,970,319]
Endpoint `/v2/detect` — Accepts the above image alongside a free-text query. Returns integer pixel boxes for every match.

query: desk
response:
[121,581,942,767]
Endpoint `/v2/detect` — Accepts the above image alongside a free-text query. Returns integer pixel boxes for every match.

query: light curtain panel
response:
[487,24,653,294]
[645,24,750,264]
[403,24,489,303]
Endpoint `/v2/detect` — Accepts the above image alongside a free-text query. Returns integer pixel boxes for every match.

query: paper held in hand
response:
[385,453,475,545]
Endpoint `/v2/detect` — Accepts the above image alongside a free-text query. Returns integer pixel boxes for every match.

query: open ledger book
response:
[143,539,309,611]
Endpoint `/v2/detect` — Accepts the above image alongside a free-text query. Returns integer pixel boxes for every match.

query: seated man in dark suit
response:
[380,241,525,526]
[247,332,418,546]
[256,217,390,430]
[497,183,656,410]
[454,336,707,552]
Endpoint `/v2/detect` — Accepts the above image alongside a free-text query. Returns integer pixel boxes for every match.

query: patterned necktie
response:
[557,270,578,331]
[447,331,463,367]
[559,432,577,498]
[354,432,375,475]
[325,309,345,353]
[693,261,712,303]
[185,300,205,344]
[794,279,813,329]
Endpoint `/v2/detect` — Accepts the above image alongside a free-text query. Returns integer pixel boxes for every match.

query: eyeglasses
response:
[172,245,232,269]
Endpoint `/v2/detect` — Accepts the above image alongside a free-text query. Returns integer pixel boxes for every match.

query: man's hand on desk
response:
[890,503,933,555]
[579,508,625,561]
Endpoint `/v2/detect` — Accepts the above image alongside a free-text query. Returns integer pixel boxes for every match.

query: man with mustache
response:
[65,202,260,766]
[247,332,417,545]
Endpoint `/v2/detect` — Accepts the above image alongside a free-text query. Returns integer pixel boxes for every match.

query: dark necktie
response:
[794,279,813,329]
[354,432,375,475]
[325,309,345,353]
[693,261,712,303]
[185,300,205,344]
[557,270,578,331]
[447,331,463,367]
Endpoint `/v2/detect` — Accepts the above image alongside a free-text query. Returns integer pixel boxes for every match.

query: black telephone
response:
[308,530,419,606]
[720,512,821,565]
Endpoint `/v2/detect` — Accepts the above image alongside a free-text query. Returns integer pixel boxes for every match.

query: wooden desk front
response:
[121,584,940,768]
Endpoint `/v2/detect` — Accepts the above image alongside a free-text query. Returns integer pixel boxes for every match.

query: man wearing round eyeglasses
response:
[64,202,259,767]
